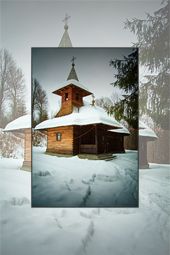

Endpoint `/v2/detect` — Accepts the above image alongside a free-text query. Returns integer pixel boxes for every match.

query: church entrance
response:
[79,125,97,154]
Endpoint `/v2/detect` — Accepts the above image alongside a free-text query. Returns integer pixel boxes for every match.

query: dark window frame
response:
[56,132,62,141]
[75,93,79,101]
[65,92,69,101]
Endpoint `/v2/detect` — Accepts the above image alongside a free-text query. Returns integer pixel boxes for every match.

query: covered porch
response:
[74,124,125,155]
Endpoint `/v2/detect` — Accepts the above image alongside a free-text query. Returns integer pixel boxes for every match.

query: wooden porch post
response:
[139,139,149,169]
[95,125,98,154]
[21,128,32,171]
[79,126,81,154]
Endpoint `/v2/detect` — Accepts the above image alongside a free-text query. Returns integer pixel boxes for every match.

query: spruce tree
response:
[125,0,169,129]
[110,48,138,128]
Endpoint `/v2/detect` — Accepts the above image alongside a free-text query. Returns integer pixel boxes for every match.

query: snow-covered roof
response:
[139,121,157,139]
[4,114,31,131]
[53,79,92,96]
[108,127,130,135]
[108,121,157,138]
[35,105,125,130]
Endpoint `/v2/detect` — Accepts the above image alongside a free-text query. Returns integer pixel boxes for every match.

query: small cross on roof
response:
[71,56,76,65]
[63,13,71,25]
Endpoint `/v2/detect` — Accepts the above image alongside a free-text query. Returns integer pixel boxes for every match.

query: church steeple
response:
[58,14,72,47]
[53,58,92,117]
[67,57,79,81]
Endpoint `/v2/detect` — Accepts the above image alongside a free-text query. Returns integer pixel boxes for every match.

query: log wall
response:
[73,125,80,154]
[72,87,84,108]
[56,86,84,117]
[46,124,126,155]
[46,126,74,154]
[57,87,73,117]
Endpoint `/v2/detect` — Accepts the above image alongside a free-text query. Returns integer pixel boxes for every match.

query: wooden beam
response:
[95,125,98,154]
[79,126,81,154]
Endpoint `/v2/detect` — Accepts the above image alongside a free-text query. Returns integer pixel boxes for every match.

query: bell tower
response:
[53,57,92,117]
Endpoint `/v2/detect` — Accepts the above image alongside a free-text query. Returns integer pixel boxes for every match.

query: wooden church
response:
[35,58,129,156]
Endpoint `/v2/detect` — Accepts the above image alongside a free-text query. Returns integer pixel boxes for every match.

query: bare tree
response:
[32,78,48,127]
[32,78,38,116]
[0,49,27,127]
[7,63,26,120]
[95,97,113,115]
[96,92,123,117]
[0,49,14,125]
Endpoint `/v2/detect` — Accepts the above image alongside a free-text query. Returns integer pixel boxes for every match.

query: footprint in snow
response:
[9,197,30,206]
[82,174,96,185]
[96,174,118,182]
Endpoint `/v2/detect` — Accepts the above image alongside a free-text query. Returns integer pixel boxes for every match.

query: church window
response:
[76,93,79,101]
[65,93,69,101]
[56,132,62,141]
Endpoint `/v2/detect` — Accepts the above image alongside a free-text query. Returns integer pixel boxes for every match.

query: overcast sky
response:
[1,0,162,113]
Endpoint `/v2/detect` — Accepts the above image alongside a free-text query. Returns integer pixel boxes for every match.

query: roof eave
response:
[35,122,123,130]
[52,84,92,96]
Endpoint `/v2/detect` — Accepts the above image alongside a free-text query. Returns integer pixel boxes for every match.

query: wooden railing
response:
[80,144,97,154]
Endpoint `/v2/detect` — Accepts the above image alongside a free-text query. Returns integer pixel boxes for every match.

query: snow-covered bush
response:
[9,197,30,206]
[34,170,51,177]
[32,130,47,147]
[0,129,23,158]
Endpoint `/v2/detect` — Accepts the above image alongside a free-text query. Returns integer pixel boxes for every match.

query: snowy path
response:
[0,155,170,255]
[32,147,138,207]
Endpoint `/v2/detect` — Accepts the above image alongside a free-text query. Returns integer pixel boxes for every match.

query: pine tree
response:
[110,49,138,128]
[125,0,169,129]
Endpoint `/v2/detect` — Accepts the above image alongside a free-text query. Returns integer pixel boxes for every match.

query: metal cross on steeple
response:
[59,14,72,47]
[67,57,79,81]
[63,13,71,26]
[71,56,76,66]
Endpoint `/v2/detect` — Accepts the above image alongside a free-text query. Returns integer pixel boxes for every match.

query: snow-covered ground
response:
[32,147,138,207]
[0,154,170,255]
